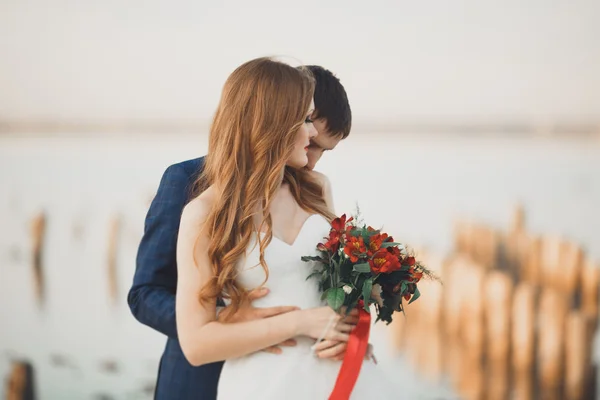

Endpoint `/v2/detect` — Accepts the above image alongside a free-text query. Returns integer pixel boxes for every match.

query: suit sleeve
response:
[127,164,190,339]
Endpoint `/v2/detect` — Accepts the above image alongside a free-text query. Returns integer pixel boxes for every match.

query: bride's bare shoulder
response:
[307,170,331,188]
[181,185,217,227]
[306,170,335,212]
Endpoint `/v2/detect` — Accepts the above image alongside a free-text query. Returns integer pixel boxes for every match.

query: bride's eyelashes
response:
[305,116,314,124]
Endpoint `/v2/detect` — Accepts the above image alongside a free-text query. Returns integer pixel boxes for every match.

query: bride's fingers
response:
[339,307,360,317]
[278,339,297,347]
[336,323,355,333]
[364,344,377,364]
[261,345,282,355]
[316,342,347,359]
[261,339,297,355]
[340,315,359,325]
[328,331,350,342]
[364,344,373,359]
[247,287,269,301]
[329,343,375,362]
[312,340,338,352]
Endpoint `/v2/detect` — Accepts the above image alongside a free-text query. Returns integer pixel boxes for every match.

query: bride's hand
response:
[219,287,300,355]
[314,341,377,363]
[297,306,357,342]
[311,307,359,358]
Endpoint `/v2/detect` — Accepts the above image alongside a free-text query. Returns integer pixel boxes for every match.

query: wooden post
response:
[30,212,46,305]
[503,230,531,282]
[523,236,542,286]
[537,288,567,400]
[509,203,526,235]
[561,241,584,295]
[458,262,486,400]
[402,293,421,365]
[511,283,537,400]
[561,241,584,307]
[472,224,483,265]
[485,228,501,269]
[484,271,513,400]
[5,361,36,400]
[442,257,469,386]
[463,222,476,262]
[453,219,466,254]
[564,311,595,400]
[414,257,444,381]
[540,235,564,290]
[106,214,121,304]
[581,260,600,320]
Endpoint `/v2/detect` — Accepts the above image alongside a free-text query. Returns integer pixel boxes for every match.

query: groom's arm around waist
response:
[128,162,196,339]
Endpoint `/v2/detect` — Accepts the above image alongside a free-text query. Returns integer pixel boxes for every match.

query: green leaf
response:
[352,263,371,273]
[362,278,373,312]
[400,281,408,295]
[332,256,340,272]
[306,270,323,281]
[327,288,346,311]
[380,242,402,248]
[301,255,325,263]
[349,228,362,236]
[408,287,421,304]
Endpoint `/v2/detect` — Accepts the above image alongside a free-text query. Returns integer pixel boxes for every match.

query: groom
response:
[128,65,352,400]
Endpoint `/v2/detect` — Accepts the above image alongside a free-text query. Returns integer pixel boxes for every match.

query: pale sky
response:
[1,0,599,125]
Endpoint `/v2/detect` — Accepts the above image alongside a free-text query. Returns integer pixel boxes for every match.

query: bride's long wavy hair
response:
[193,57,335,318]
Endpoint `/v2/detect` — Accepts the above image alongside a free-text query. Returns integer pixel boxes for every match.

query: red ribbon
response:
[329,302,371,400]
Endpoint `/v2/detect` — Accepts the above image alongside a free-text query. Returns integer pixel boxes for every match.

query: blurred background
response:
[1,1,599,399]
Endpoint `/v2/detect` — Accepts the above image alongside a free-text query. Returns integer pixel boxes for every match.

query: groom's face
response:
[305,117,342,171]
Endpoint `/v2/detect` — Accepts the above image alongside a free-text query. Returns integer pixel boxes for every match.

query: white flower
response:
[342,285,353,294]
[371,284,384,307]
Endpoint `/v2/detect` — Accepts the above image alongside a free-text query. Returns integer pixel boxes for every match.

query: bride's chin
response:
[286,156,308,170]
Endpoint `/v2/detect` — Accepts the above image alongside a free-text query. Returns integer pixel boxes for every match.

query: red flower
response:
[323,230,341,252]
[320,214,354,253]
[344,235,366,263]
[404,256,416,267]
[331,214,352,233]
[367,232,389,257]
[407,266,423,283]
[387,244,401,258]
[369,249,401,274]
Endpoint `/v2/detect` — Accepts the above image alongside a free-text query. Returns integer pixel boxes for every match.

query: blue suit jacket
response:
[128,157,224,400]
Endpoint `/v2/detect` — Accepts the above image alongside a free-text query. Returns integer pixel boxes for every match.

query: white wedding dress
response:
[217,214,397,399]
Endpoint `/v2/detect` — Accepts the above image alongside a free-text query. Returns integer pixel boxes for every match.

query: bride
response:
[176,57,395,399]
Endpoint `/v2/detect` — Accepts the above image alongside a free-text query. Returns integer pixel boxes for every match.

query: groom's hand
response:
[218,287,299,355]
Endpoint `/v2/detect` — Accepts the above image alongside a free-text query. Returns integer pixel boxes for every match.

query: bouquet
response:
[302,212,436,323]
[301,211,438,399]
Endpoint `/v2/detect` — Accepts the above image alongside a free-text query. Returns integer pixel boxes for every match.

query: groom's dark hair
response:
[304,65,352,139]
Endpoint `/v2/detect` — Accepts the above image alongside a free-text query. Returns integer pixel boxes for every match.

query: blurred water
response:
[0,133,598,399]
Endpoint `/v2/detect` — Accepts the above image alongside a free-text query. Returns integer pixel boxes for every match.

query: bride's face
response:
[286,100,317,169]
